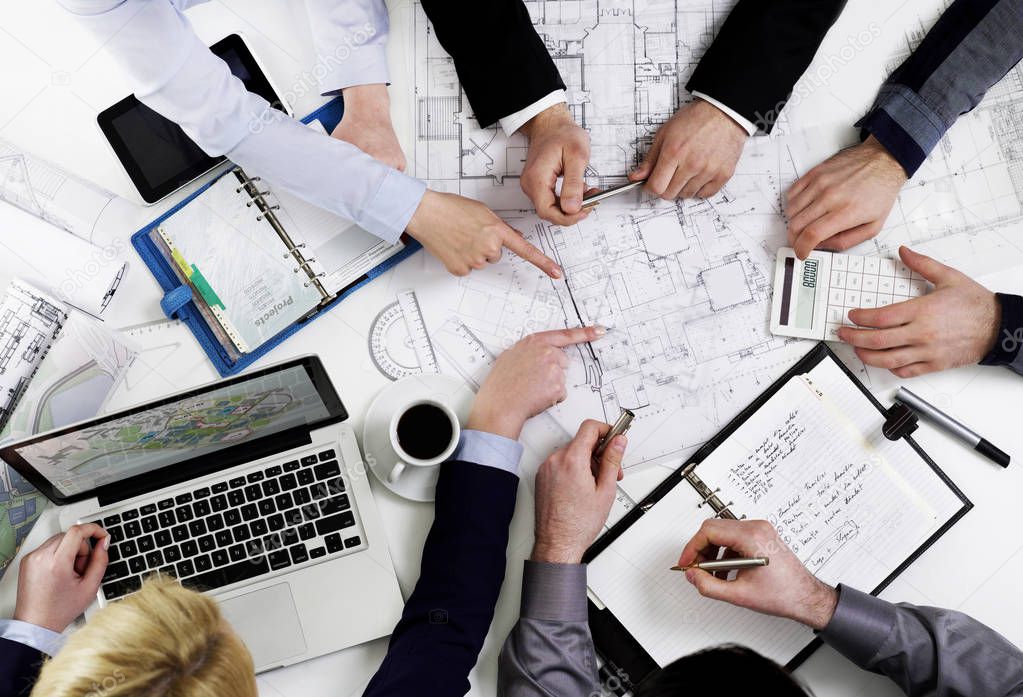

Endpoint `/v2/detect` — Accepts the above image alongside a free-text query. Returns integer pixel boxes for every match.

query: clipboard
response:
[130,98,421,377]
[582,342,972,694]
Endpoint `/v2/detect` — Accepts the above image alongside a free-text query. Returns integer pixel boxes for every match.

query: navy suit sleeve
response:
[363,460,519,697]
[0,637,45,697]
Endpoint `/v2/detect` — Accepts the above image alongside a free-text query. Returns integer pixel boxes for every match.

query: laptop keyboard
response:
[93,447,365,601]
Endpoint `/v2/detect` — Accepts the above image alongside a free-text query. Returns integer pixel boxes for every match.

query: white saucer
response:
[362,374,475,502]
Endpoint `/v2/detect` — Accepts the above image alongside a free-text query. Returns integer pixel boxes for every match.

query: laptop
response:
[0,356,404,672]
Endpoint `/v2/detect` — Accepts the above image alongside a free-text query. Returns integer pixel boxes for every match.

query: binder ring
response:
[256,205,281,221]
[282,243,307,259]
[292,258,317,273]
[696,488,721,508]
[714,502,737,519]
[234,176,261,193]
[302,272,326,288]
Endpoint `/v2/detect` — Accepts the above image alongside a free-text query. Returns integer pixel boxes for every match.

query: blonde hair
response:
[31,577,257,697]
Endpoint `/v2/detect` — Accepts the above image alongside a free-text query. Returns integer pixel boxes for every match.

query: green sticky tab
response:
[189,265,225,310]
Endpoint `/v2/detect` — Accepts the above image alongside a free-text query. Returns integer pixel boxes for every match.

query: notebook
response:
[770,247,929,341]
[131,99,421,376]
[584,343,970,692]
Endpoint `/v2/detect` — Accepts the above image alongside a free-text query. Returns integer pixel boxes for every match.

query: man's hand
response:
[407,190,562,278]
[520,103,593,226]
[468,327,605,440]
[678,519,838,631]
[14,523,109,633]
[629,99,747,201]
[787,136,908,259]
[332,84,407,171]
[531,420,627,564]
[838,246,1001,377]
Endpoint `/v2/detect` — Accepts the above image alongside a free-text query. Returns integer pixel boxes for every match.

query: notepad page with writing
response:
[587,355,964,667]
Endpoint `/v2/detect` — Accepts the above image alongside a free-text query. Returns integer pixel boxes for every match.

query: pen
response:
[594,409,635,460]
[581,180,647,208]
[670,557,770,572]
[895,387,1010,468]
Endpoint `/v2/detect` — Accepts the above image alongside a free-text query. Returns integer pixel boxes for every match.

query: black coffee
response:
[396,403,454,460]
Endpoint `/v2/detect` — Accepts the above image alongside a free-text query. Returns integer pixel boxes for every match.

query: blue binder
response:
[131,98,421,377]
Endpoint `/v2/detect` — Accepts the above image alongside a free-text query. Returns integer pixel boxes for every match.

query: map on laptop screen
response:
[12,365,331,498]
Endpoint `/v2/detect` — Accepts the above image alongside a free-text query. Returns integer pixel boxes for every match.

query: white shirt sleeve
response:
[0,619,67,657]
[690,91,758,136]
[303,0,391,94]
[59,0,425,244]
[497,90,568,137]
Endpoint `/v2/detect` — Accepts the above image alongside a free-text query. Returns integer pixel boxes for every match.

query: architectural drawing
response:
[0,139,121,248]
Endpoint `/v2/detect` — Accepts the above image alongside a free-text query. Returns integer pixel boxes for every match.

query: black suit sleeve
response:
[686,0,848,133]
[418,0,565,128]
[0,638,46,697]
[362,460,519,697]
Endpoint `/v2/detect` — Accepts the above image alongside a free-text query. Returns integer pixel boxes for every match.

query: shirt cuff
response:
[0,619,67,657]
[817,584,897,666]
[521,560,589,622]
[318,43,390,96]
[357,169,427,245]
[498,90,568,137]
[855,84,942,177]
[691,92,758,136]
[980,293,1023,368]
[452,430,524,477]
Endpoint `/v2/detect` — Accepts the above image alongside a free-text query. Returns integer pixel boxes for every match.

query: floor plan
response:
[393,0,1023,472]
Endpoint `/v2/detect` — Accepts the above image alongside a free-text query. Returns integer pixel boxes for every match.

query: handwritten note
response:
[586,356,966,668]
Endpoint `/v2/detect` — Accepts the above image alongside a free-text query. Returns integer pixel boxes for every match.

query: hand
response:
[332,84,407,171]
[468,326,606,440]
[407,190,562,278]
[531,420,627,564]
[787,136,908,259]
[837,246,1001,377]
[629,99,747,200]
[520,103,593,225]
[678,519,838,630]
[14,523,109,633]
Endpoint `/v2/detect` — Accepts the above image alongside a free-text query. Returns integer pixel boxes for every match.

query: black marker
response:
[896,387,1010,467]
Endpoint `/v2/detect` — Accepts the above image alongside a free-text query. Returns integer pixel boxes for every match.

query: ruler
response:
[434,318,495,391]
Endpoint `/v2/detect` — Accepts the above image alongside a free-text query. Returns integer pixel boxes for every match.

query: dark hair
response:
[635,645,812,696]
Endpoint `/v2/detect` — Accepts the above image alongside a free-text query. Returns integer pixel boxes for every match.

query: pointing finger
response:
[501,226,563,279]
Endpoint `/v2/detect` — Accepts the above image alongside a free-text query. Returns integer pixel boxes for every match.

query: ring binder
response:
[231,168,331,302]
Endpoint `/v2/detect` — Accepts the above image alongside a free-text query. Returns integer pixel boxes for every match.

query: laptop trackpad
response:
[218,583,306,670]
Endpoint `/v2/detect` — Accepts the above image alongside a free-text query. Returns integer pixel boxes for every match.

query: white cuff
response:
[0,619,67,657]
[691,91,758,136]
[498,90,569,137]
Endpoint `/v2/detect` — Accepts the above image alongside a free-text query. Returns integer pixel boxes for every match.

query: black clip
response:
[883,402,918,441]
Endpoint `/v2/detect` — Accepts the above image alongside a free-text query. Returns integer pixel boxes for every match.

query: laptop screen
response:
[6,361,337,500]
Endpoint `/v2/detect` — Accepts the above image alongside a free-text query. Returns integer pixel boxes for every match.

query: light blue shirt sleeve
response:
[58,0,425,245]
[0,619,66,657]
[453,430,523,477]
[304,0,391,94]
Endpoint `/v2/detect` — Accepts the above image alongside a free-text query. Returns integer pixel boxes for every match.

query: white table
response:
[2,2,1022,697]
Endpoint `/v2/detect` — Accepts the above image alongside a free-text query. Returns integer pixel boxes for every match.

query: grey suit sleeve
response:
[855,0,1023,176]
[819,585,1023,697]
[497,561,600,697]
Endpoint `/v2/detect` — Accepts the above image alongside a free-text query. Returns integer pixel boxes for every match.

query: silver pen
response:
[671,557,770,572]
[581,180,647,208]
[896,387,1010,468]
[593,409,635,459]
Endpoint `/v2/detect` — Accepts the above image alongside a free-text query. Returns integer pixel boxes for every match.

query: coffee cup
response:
[387,398,461,483]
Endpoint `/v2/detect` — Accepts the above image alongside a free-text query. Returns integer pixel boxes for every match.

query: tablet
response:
[97,33,292,204]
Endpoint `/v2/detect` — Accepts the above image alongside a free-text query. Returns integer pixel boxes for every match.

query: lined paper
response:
[587,355,964,667]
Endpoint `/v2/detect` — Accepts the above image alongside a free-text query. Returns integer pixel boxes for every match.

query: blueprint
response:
[0,139,123,249]
[389,0,1023,471]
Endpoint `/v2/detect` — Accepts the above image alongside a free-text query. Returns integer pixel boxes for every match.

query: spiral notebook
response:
[130,99,420,376]
[584,344,970,693]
